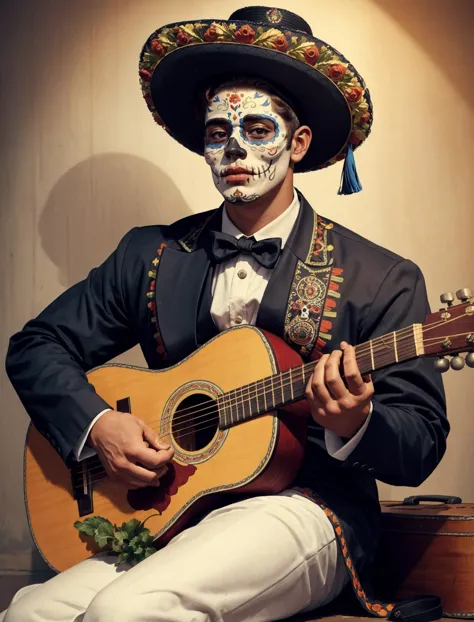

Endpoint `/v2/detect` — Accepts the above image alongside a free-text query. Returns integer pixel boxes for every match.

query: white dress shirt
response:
[74,190,371,461]
[209,190,301,330]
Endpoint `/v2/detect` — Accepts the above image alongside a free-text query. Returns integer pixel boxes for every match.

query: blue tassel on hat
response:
[338,143,362,195]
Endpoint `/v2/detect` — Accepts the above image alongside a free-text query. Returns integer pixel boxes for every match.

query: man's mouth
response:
[222,166,253,183]
[210,162,274,184]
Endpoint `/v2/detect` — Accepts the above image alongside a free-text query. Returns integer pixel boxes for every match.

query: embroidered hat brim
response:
[139,8,373,176]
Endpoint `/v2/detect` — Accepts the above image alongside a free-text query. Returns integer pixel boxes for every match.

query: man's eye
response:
[210,130,228,141]
[248,127,271,138]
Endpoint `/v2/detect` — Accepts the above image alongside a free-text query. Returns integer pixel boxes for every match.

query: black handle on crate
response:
[402,494,462,505]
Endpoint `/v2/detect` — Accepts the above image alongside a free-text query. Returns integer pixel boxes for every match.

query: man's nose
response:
[225,137,247,160]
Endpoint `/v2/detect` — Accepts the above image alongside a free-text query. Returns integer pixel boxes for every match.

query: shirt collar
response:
[221,189,300,248]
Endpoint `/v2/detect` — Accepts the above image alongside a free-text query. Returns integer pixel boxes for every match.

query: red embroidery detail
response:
[320,319,332,334]
[291,487,396,617]
[147,242,168,359]
[309,216,330,262]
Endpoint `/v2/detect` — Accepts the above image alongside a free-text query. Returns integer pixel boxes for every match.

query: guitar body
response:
[24,327,308,572]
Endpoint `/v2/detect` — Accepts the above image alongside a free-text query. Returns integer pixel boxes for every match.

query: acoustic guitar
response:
[24,289,474,572]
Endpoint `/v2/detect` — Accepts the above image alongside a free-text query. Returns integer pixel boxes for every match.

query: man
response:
[3,6,448,622]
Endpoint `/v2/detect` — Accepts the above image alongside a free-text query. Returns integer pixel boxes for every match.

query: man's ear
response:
[290,126,312,165]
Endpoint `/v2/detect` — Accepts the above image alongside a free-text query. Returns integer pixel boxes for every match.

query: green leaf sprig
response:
[74,514,159,566]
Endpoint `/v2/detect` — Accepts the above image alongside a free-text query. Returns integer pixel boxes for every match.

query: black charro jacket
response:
[6,191,448,593]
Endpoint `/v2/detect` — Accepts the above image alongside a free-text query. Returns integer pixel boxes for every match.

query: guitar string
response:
[131,315,469,430]
[146,313,468,428]
[51,312,469,491]
[26,312,471,489]
[76,325,472,487]
[80,330,449,484]
[344,311,468,357]
[75,324,472,484]
[68,330,472,487]
[72,330,441,494]
[83,313,460,437]
[344,314,464,357]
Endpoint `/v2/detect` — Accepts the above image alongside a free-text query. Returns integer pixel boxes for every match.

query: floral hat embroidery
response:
[139,6,373,194]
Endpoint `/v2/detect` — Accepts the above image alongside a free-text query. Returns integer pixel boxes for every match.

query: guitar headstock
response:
[423,288,474,372]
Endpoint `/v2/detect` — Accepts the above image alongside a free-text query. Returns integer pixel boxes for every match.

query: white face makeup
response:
[204,87,292,203]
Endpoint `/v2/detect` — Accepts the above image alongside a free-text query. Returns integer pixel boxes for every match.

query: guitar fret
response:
[221,394,227,428]
[393,331,399,362]
[369,339,375,370]
[271,375,275,410]
[280,372,284,403]
[235,387,239,422]
[229,391,235,426]
[219,394,224,427]
[228,393,232,426]
[289,368,294,401]
[250,381,257,421]
[263,378,267,412]
[225,392,230,426]
[395,331,404,362]
[394,328,418,363]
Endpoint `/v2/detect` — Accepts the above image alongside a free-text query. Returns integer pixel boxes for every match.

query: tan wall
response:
[1,0,473,571]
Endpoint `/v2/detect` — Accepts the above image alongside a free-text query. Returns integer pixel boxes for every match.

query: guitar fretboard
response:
[217,324,423,428]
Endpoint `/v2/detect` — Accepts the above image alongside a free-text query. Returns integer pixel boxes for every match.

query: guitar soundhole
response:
[171,393,219,452]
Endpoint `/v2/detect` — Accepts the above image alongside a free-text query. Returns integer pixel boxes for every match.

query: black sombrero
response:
[138,6,373,194]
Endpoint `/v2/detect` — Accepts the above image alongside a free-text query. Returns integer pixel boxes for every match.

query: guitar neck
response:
[218,323,424,428]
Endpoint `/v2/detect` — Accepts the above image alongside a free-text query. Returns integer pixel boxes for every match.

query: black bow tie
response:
[210,231,282,269]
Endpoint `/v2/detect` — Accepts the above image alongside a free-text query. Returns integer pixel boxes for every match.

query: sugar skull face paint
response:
[204,87,292,203]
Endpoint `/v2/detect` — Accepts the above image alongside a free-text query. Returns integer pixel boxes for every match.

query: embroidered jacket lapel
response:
[257,192,336,359]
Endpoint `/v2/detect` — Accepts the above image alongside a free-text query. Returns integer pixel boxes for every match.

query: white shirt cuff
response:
[73,408,112,461]
[324,402,373,461]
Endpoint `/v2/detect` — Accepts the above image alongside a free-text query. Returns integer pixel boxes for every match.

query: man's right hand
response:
[88,410,175,489]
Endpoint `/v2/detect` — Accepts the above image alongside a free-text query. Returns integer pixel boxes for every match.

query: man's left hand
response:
[305,342,374,438]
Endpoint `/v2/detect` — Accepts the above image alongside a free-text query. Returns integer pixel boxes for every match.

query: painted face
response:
[204,87,292,203]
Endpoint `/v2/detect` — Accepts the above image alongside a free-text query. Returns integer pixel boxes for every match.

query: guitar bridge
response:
[69,398,130,517]
[70,461,94,517]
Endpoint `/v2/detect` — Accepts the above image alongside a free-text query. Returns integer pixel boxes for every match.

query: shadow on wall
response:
[16,154,192,575]
[39,153,191,289]
[373,0,473,108]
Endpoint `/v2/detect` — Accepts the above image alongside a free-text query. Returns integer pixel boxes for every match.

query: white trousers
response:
[1,490,348,622]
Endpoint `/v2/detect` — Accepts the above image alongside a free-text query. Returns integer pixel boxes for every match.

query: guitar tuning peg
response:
[450,355,465,371]
[440,292,455,307]
[456,288,472,302]
[466,352,474,368]
[434,357,450,373]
